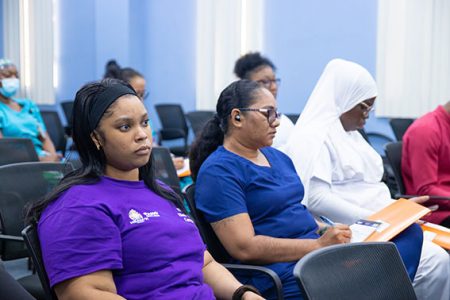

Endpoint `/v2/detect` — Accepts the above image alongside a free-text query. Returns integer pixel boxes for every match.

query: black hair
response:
[233,52,276,79]
[189,79,263,180]
[104,59,143,83]
[26,78,183,224]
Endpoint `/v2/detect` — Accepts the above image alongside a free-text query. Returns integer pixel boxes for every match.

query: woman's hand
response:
[317,223,351,247]
[39,152,62,162]
[409,195,430,205]
[242,291,265,300]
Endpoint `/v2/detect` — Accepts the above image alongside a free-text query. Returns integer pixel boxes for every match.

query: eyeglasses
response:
[237,107,282,125]
[360,101,374,115]
[257,78,281,89]
[137,90,149,100]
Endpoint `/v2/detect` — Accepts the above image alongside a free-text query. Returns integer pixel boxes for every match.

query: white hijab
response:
[283,59,382,200]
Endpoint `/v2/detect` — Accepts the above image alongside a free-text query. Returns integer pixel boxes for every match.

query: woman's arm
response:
[211,213,351,264]
[202,251,263,300]
[54,270,126,300]
[39,132,61,162]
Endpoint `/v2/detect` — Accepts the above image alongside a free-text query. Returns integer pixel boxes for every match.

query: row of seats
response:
[0,158,416,299]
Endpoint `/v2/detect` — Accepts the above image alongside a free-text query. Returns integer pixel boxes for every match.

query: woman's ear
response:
[90,131,102,150]
[230,109,243,128]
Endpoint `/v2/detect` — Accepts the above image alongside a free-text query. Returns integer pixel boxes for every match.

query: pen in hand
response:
[319,215,336,227]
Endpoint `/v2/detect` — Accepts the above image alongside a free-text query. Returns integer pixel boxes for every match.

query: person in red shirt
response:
[402,101,450,227]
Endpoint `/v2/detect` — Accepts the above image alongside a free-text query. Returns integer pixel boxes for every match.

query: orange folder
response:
[420,222,450,250]
[364,199,431,242]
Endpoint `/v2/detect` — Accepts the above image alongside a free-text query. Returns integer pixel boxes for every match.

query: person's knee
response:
[424,242,450,275]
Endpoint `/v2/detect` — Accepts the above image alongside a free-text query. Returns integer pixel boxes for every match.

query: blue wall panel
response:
[264,0,378,114]
[53,0,391,140]
[55,0,96,101]
[263,0,393,140]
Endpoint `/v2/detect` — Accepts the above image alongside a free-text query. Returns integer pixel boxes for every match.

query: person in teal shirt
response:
[0,58,59,161]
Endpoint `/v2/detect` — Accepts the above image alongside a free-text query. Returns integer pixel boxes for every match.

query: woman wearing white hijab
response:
[284,59,450,300]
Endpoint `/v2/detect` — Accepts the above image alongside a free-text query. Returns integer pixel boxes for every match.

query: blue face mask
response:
[0,78,20,98]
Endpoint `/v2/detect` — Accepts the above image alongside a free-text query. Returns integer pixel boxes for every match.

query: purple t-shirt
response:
[38,176,214,299]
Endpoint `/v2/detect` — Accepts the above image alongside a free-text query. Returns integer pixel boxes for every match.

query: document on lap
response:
[350,219,390,243]
[349,199,430,243]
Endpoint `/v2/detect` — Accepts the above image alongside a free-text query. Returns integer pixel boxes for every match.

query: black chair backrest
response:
[0,138,39,166]
[284,113,300,124]
[0,260,36,300]
[60,100,74,128]
[183,184,231,263]
[185,110,215,137]
[154,104,189,139]
[151,147,181,196]
[389,118,415,141]
[294,242,417,300]
[22,224,57,300]
[0,162,74,260]
[384,141,406,195]
[40,111,67,155]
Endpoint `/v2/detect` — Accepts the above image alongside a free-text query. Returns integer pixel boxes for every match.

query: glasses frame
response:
[257,78,281,89]
[137,90,149,100]
[360,101,374,115]
[237,107,282,125]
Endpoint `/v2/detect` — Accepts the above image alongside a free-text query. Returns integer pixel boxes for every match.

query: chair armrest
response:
[222,263,284,300]
[159,129,186,140]
[395,194,450,201]
[0,234,24,242]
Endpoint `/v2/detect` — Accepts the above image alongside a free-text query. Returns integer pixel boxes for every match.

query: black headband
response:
[88,84,136,132]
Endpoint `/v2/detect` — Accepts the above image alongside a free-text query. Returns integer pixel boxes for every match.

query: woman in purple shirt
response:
[27,79,263,300]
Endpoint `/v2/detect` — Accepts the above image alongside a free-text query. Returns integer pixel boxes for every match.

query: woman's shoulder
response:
[198,147,247,179]
[13,98,35,108]
[202,146,240,168]
[40,182,106,220]
[263,146,293,163]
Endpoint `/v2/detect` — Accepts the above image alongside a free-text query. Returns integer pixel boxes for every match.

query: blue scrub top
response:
[195,146,422,299]
[0,98,47,156]
[196,146,319,298]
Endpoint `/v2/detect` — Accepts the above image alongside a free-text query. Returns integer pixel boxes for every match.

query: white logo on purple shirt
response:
[129,209,145,224]
[176,208,194,224]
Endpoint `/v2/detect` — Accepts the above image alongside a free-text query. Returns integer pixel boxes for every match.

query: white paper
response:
[350,219,387,242]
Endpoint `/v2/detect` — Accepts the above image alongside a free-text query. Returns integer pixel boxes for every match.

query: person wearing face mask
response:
[0,58,59,161]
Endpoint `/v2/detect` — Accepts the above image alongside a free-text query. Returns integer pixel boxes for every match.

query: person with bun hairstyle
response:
[234,52,294,149]
[27,78,263,300]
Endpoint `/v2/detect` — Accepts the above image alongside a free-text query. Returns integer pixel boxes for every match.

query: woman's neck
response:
[104,166,140,182]
[223,136,260,161]
[0,94,11,104]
